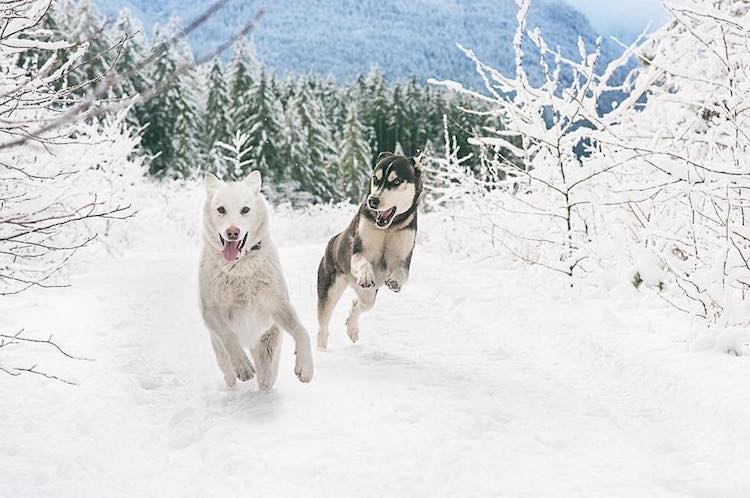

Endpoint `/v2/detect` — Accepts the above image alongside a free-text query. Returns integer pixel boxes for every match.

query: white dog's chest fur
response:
[200,249,282,347]
[357,219,415,276]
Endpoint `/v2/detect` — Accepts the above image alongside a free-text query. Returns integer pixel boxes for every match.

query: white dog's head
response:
[203,171,268,262]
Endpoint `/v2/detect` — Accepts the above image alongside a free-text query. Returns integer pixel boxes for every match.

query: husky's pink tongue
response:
[222,241,240,261]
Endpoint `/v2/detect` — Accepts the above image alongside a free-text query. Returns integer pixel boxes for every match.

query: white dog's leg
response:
[251,326,281,390]
[346,287,377,343]
[317,274,347,350]
[210,333,237,386]
[202,308,255,382]
[272,301,314,383]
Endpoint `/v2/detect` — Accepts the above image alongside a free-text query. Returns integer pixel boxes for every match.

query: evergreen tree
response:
[228,37,256,137]
[141,20,201,178]
[203,58,233,156]
[215,131,254,180]
[361,69,393,161]
[62,0,113,89]
[338,104,372,202]
[286,82,339,201]
[109,9,149,128]
[245,68,283,180]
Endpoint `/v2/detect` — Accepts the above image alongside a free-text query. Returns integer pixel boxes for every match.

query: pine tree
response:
[62,0,112,89]
[141,20,201,178]
[203,58,232,156]
[245,68,283,180]
[361,69,393,160]
[215,131,254,180]
[228,37,256,138]
[109,9,149,129]
[338,104,372,202]
[285,81,339,201]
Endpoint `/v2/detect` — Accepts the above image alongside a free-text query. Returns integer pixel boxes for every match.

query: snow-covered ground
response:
[3,195,750,498]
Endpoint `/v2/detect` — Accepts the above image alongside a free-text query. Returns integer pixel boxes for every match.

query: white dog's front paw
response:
[345,316,359,343]
[294,351,313,383]
[356,269,376,289]
[223,372,237,387]
[231,352,255,382]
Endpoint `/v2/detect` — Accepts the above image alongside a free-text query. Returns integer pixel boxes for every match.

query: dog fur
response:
[199,171,313,388]
[316,152,423,349]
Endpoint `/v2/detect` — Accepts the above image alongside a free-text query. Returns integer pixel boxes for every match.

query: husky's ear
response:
[204,173,221,194]
[377,151,394,164]
[244,170,262,193]
[411,150,425,170]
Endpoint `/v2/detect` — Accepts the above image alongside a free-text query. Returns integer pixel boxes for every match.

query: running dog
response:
[316,152,423,349]
[199,171,314,388]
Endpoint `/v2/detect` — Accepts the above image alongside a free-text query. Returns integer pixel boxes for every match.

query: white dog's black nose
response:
[225,226,240,241]
[368,196,380,209]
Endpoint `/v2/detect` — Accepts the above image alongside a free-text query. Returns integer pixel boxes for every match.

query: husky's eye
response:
[241,206,250,215]
[217,206,226,214]
[392,179,402,186]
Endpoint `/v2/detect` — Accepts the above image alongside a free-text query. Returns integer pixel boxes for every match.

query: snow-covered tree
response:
[338,104,372,202]
[0,0,143,380]
[245,68,283,180]
[593,0,750,324]
[228,37,257,138]
[141,19,201,178]
[284,82,338,201]
[109,8,149,128]
[215,131,254,180]
[431,0,646,277]
[203,58,232,155]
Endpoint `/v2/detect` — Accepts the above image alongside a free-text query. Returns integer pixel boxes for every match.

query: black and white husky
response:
[316,152,423,349]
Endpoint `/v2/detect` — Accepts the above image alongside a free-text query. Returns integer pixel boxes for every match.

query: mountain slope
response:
[95,0,617,86]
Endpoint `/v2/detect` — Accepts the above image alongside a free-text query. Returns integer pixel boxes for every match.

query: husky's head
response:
[366,152,423,229]
[203,171,268,262]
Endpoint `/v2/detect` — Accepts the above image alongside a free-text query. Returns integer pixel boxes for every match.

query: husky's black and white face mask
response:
[366,152,421,229]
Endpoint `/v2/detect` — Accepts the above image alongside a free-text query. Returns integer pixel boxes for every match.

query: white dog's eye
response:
[241,206,250,215]
[217,206,226,214]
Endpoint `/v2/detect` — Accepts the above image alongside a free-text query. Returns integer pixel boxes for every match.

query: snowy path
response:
[3,235,750,497]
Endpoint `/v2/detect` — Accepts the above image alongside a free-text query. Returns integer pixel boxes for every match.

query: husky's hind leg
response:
[251,326,282,390]
[346,287,377,344]
[317,259,347,350]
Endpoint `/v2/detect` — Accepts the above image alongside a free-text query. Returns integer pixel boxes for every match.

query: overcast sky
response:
[564,0,669,37]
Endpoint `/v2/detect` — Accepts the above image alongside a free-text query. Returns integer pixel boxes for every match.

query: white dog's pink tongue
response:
[222,241,240,261]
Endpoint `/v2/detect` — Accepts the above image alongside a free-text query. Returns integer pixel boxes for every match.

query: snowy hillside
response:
[94,0,617,85]
[3,189,750,497]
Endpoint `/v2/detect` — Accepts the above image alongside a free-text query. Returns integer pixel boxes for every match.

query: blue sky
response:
[564,0,670,37]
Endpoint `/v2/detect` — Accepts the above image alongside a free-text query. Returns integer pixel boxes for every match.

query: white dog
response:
[199,171,313,388]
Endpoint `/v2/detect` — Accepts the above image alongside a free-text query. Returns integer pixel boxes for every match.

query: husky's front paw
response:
[231,352,255,382]
[356,269,376,289]
[385,278,401,293]
[294,351,313,383]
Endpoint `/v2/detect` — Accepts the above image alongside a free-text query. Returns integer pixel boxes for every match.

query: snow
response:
[3,191,750,498]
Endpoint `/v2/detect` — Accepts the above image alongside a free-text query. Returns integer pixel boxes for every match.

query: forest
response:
[18,1,503,203]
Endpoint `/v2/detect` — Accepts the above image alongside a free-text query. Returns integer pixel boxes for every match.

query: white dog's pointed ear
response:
[205,173,221,194]
[245,170,262,193]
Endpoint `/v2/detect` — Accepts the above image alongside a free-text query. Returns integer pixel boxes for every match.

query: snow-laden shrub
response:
[594,0,750,324]
[428,0,648,277]
[0,1,145,296]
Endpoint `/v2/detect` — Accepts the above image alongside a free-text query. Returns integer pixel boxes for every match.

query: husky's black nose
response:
[225,226,240,241]
[368,196,380,209]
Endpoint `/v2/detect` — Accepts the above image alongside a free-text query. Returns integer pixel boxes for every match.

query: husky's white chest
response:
[357,219,415,274]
